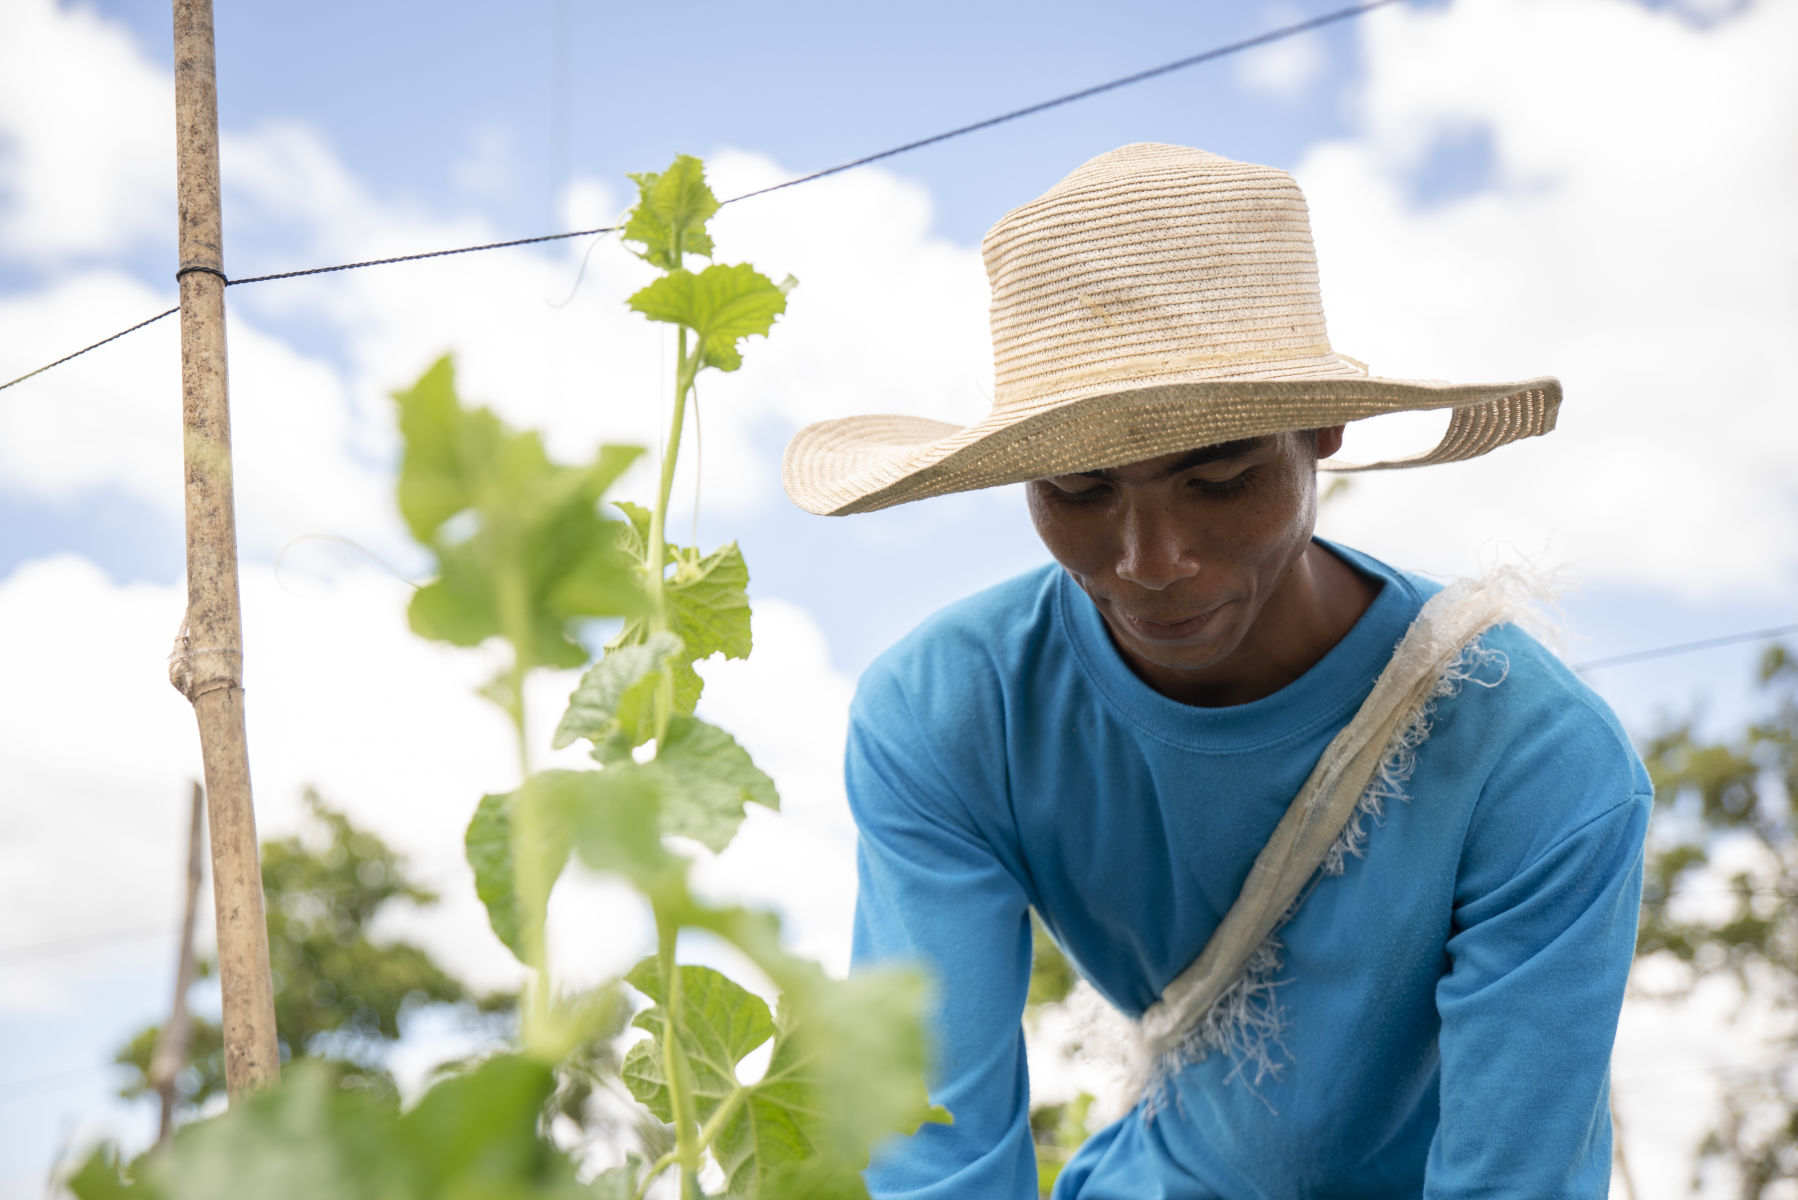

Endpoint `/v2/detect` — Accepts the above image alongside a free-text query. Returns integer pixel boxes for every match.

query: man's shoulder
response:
[1332,544,1650,810]
[851,562,1064,722]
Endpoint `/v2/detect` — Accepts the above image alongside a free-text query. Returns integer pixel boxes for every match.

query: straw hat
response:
[782,143,1559,516]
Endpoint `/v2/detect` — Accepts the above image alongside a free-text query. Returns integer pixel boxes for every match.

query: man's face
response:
[1025,427,1345,700]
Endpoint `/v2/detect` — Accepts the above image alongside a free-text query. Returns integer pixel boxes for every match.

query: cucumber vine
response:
[68,155,947,1200]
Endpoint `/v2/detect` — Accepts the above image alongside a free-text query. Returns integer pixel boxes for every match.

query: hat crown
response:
[979,143,1357,414]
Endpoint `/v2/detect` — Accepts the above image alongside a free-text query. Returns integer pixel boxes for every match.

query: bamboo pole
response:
[168,0,279,1100]
[148,781,206,1143]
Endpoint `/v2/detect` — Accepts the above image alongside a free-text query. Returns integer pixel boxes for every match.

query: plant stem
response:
[693,1084,749,1155]
[657,914,703,1199]
[497,556,552,1053]
[634,1081,748,1199]
[642,229,705,1199]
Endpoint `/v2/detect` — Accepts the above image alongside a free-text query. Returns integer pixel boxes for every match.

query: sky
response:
[1,0,1794,1195]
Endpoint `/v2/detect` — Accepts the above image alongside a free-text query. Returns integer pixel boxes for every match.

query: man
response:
[783,144,1649,1199]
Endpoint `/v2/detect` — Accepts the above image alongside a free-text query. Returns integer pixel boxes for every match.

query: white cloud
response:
[1303,0,1798,599]
[0,552,864,1009]
[1235,7,1328,97]
[0,0,173,261]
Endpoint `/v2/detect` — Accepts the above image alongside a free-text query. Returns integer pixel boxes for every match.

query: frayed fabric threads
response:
[1321,635,1510,880]
[1130,569,1549,1114]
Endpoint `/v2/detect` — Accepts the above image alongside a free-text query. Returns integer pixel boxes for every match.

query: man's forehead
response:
[1072,437,1276,481]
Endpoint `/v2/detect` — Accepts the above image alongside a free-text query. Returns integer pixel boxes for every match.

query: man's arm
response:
[846,669,1040,1200]
[1427,767,1650,1198]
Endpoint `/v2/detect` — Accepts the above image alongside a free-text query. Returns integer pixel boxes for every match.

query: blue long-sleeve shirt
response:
[846,542,1650,1199]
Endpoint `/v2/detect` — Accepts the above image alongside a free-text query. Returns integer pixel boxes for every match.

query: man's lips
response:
[1115,602,1228,643]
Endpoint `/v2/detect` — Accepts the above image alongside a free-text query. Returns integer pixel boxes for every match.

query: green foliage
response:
[1635,643,1797,1199]
[1021,912,1092,1195]
[553,631,685,759]
[80,153,936,1200]
[621,956,947,1198]
[114,791,493,1115]
[1027,912,1077,1009]
[622,155,719,269]
[73,1058,591,1200]
[1030,1093,1093,1198]
[470,768,676,963]
[629,264,794,373]
[395,357,645,672]
[607,500,754,718]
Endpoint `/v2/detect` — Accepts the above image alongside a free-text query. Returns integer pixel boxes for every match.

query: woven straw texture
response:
[783,144,1559,516]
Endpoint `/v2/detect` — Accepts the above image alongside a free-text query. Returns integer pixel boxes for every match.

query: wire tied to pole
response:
[176,262,229,283]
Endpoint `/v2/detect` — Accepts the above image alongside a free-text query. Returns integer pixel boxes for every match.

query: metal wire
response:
[724,0,1400,205]
[0,1,1397,394]
[0,307,178,393]
[1574,623,1798,673]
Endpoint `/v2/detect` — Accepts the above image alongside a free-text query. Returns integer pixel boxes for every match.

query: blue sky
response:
[1,0,1793,1194]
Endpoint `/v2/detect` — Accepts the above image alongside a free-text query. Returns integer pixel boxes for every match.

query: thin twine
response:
[690,377,703,551]
[273,533,425,594]
[546,203,634,309]
[0,0,1397,394]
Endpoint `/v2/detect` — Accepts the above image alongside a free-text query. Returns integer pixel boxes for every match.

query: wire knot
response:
[175,260,228,284]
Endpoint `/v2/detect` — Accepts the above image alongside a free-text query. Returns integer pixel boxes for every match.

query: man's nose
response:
[1115,501,1200,590]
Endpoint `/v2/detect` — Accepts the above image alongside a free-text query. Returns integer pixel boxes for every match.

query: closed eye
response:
[1190,466,1256,494]
[1044,477,1112,500]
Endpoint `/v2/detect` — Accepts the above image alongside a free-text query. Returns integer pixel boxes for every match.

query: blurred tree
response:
[1026,913,1093,1197]
[114,789,512,1117]
[1635,644,1797,1199]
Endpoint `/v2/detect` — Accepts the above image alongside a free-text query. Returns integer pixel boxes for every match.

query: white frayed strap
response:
[1134,571,1538,1093]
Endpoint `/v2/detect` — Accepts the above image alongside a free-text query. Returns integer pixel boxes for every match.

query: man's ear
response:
[1313,424,1348,460]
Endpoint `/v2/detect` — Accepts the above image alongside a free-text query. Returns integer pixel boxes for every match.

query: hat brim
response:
[782,374,1561,516]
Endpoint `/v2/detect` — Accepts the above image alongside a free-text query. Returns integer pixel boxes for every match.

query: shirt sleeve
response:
[1426,784,1651,1199]
[845,667,1040,1200]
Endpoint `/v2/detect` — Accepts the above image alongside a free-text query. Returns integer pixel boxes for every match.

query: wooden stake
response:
[148,782,206,1142]
[168,0,278,1099]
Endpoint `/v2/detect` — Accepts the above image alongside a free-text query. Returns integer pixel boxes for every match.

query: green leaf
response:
[393,355,487,544]
[466,787,568,963]
[562,768,687,903]
[620,1037,672,1123]
[622,960,776,1130]
[66,1145,160,1200]
[139,1062,405,1200]
[609,540,752,713]
[668,541,753,662]
[468,771,663,962]
[553,632,685,754]
[741,1161,871,1200]
[622,155,719,269]
[628,263,791,372]
[395,1055,582,1198]
[652,716,779,852]
[587,1164,640,1200]
[118,1058,590,1200]
[614,933,947,1197]
[731,964,950,1187]
[393,356,647,672]
[611,500,660,565]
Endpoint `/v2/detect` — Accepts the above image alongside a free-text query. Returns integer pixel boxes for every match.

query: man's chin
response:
[1102,610,1244,675]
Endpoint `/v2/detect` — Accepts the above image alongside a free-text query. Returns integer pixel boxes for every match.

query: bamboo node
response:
[168,618,243,701]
